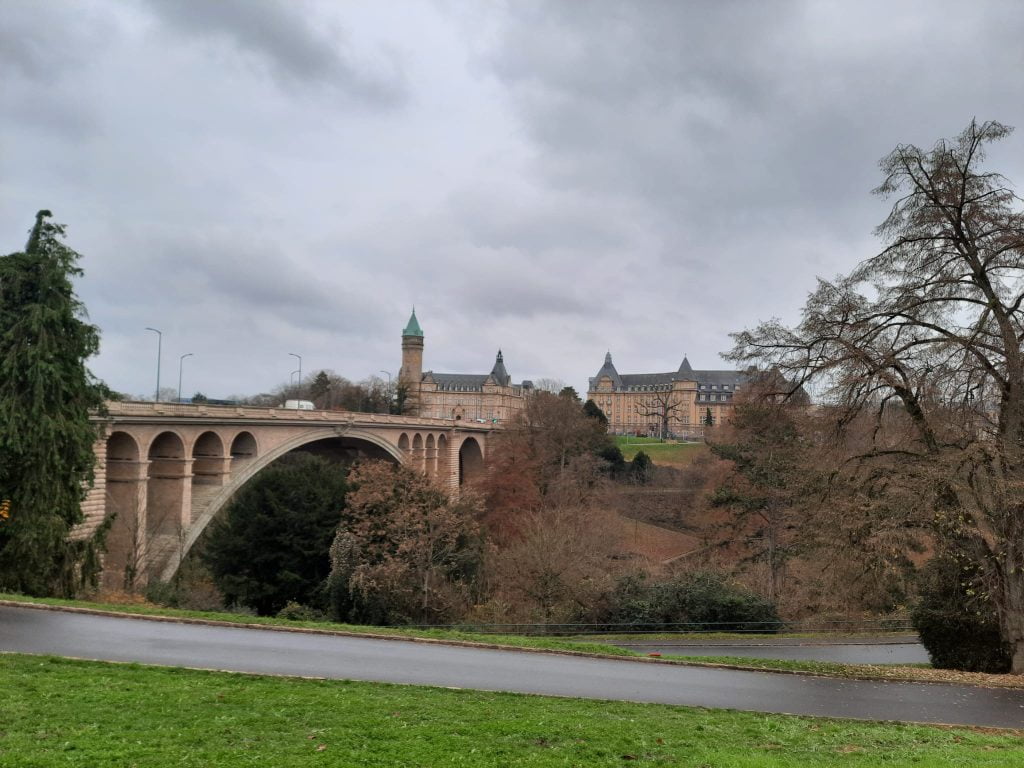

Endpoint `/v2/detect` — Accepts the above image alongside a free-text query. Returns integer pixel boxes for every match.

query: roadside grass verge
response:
[659,654,1024,689]
[0,593,633,657]
[6,594,1024,688]
[575,631,917,642]
[2,654,1021,767]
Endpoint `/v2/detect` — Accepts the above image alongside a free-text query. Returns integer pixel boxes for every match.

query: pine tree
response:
[0,211,107,596]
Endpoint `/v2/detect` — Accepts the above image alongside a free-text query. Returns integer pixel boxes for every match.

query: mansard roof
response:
[424,350,524,391]
[588,352,746,392]
[427,372,489,391]
[592,351,623,388]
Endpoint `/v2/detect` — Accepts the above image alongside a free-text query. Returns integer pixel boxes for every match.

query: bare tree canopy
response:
[730,120,1024,671]
[634,389,684,439]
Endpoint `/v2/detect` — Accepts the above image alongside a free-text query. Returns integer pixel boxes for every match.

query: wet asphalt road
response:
[608,640,931,665]
[2,605,1022,728]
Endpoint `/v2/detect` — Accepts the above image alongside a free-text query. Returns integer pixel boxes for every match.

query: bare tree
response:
[634,388,683,439]
[533,377,567,394]
[489,505,621,625]
[708,377,808,604]
[730,120,1024,671]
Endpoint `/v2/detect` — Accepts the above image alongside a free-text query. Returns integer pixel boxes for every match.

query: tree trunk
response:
[995,555,1024,673]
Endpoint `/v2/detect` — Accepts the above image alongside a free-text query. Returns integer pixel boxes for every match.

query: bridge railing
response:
[96,400,489,428]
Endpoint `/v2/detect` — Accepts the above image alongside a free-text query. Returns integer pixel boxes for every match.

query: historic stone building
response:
[587,352,746,438]
[398,310,534,423]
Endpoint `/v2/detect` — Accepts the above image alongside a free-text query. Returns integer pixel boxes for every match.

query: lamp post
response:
[289,352,302,394]
[145,327,162,402]
[177,353,193,403]
[379,370,392,414]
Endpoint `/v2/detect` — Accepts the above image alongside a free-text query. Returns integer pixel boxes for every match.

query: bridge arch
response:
[191,431,227,490]
[437,433,449,478]
[412,433,423,471]
[145,431,189,559]
[230,431,258,462]
[425,434,436,476]
[459,436,484,485]
[160,427,405,581]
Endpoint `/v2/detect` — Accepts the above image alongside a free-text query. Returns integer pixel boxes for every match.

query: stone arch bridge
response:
[79,401,492,591]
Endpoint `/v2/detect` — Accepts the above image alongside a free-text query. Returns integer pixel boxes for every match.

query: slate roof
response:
[593,351,622,389]
[489,350,511,387]
[425,350,524,392]
[588,352,746,394]
[428,373,490,391]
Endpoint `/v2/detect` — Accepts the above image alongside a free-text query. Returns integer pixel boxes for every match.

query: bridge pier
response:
[101,458,149,592]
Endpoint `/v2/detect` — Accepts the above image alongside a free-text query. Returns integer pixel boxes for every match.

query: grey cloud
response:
[488,0,1024,229]
[142,0,406,105]
[140,232,391,336]
[7,1,1024,399]
[0,1,119,81]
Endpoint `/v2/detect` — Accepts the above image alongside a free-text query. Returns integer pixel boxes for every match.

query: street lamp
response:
[289,352,302,393]
[145,327,162,402]
[177,353,193,403]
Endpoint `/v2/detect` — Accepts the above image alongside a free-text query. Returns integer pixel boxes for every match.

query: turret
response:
[591,350,622,390]
[489,349,510,386]
[399,309,424,414]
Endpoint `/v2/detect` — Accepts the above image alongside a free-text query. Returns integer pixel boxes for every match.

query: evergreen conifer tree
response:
[0,211,107,596]
[582,398,609,427]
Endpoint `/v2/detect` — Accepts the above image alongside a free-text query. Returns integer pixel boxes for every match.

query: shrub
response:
[143,579,180,608]
[595,443,626,477]
[276,601,323,621]
[604,571,781,632]
[912,554,1010,673]
[630,451,653,484]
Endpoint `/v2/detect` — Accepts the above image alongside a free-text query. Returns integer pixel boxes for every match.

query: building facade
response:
[398,310,534,423]
[587,352,746,438]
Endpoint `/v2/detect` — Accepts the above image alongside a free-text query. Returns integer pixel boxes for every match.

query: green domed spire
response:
[403,308,423,337]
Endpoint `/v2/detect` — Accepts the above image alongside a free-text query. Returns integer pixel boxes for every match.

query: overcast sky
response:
[4,1,1024,399]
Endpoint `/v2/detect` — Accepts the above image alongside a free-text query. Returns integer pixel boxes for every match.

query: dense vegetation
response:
[912,554,1011,673]
[203,453,349,616]
[0,212,107,596]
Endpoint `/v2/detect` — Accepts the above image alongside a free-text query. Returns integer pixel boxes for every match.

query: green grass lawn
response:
[2,654,1020,767]
[615,436,707,466]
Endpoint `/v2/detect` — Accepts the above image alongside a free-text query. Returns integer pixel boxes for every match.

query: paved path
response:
[2,605,1022,728]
